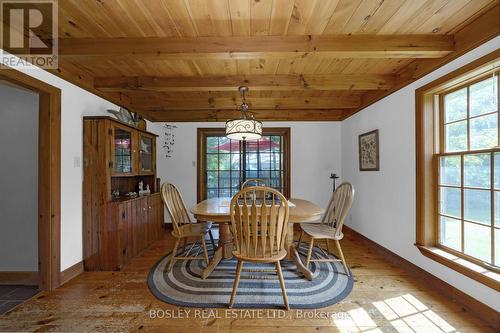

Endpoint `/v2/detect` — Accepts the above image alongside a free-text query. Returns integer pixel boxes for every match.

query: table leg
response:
[202,223,233,279]
[202,246,222,279]
[286,223,313,281]
[219,223,234,259]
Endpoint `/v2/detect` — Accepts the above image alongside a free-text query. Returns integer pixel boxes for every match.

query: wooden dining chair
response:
[160,183,216,273]
[241,178,268,188]
[228,186,290,309]
[298,182,354,276]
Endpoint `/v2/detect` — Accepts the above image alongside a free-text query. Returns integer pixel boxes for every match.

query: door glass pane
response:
[440,155,461,186]
[470,76,498,117]
[207,171,218,188]
[271,136,281,152]
[445,120,467,152]
[271,153,281,171]
[259,170,271,182]
[464,153,490,188]
[140,136,153,172]
[219,171,230,188]
[206,137,219,153]
[444,88,467,123]
[470,114,498,150]
[231,171,241,188]
[464,189,490,225]
[114,128,132,173]
[231,154,240,170]
[439,216,461,251]
[261,153,272,170]
[219,154,230,170]
[207,154,218,170]
[218,137,231,152]
[219,189,230,197]
[440,187,461,218]
[464,222,491,263]
[207,189,217,199]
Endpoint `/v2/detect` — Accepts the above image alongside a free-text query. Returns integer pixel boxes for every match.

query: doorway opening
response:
[0,69,61,295]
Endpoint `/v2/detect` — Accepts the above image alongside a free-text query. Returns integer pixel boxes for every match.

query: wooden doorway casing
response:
[0,69,61,291]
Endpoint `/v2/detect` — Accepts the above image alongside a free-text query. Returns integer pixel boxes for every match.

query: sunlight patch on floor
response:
[333,293,458,333]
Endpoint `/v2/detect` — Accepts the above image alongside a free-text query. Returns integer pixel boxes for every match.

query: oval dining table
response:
[191,197,323,280]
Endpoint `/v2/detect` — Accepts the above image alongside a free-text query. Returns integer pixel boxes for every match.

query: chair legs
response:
[167,238,180,272]
[208,229,216,253]
[305,238,315,269]
[229,260,289,310]
[181,237,187,254]
[201,235,209,265]
[297,230,304,250]
[168,233,213,273]
[229,260,244,308]
[275,261,290,310]
[334,240,349,276]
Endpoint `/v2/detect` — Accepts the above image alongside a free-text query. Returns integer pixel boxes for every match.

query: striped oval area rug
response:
[148,243,353,309]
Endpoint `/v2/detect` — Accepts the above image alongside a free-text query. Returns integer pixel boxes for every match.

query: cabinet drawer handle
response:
[148,206,152,209]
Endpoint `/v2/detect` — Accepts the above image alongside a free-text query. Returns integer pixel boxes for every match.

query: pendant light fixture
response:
[225,86,262,141]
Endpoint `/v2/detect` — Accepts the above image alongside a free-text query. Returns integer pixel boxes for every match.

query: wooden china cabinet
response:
[83,116,164,271]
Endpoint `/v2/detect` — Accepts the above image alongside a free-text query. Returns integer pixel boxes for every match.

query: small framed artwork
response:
[358,129,380,171]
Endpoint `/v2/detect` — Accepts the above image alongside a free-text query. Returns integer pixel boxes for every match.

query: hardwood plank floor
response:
[0,229,494,332]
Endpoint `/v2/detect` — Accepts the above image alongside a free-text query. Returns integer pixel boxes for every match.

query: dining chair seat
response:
[173,222,213,238]
[299,223,343,240]
[233,248,287,263]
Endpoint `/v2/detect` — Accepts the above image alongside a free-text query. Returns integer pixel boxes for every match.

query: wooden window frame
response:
[197,128,291,203]
[416,50,500,291]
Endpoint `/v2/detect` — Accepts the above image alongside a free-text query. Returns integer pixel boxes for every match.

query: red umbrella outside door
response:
[210,137,280,152]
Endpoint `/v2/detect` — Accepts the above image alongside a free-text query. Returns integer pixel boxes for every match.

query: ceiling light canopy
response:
[225,86,262,141]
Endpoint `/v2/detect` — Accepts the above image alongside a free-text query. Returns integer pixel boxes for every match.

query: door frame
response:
[197,127,291,202]
[0,69,61,291]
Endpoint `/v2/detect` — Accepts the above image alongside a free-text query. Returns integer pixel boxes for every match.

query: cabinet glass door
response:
[140,135,153,173]
[114,128,133,173]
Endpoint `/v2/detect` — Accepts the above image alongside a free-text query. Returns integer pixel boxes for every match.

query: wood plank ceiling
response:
[52,0,500,122]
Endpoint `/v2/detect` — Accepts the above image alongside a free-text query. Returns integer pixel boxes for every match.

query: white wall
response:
[341,36,500,311]
[0,82,39,271]
[148,122,342,219]
[2,54,120,271]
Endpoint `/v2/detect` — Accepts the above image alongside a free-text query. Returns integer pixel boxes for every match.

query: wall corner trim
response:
[59,262,84,287]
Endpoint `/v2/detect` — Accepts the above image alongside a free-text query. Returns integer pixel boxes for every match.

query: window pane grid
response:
[438,151,497,266]
[443,75,499,153]
[205,134,286,199]
[439,74,499,268]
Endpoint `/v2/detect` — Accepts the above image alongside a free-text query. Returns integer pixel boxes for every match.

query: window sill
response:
[416,245,500,291]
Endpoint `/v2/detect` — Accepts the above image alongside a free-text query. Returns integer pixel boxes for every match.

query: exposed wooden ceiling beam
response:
[141,109,345,122]
[342,3,500,120]
[59,35,454,61]
[128,95,360,110]
[47,62,132,110]
[94,74,395,92]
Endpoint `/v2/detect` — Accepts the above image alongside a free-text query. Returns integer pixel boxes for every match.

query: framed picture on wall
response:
[358,129,379,171]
